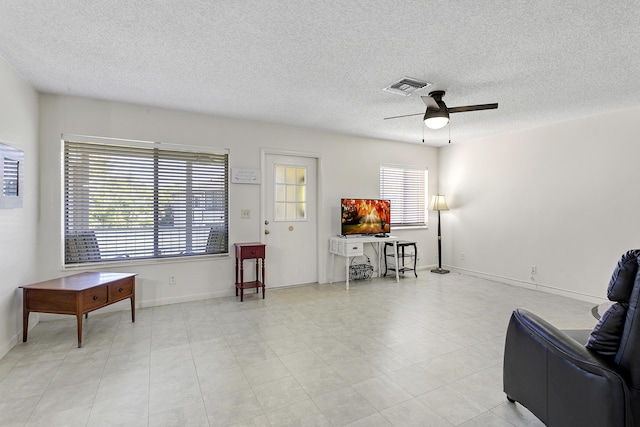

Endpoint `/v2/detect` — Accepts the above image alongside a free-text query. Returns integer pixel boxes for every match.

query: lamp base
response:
[431,268,450,274]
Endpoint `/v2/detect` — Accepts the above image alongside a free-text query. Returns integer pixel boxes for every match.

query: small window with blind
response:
[380,164,428,228]
[63,138,229,266]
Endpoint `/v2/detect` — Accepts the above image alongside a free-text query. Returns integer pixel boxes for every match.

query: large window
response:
[64,138,228,265]
[380,164,428,227]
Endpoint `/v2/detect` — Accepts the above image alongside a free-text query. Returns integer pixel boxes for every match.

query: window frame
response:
[62,136,229,267]
[379,164,428,229]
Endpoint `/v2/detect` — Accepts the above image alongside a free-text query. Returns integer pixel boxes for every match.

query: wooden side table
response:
[234,242,266,302]
[384,241,418,277]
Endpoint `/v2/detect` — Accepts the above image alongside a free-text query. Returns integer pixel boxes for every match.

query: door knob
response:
[265,229,270,234]
[264,220,270,225]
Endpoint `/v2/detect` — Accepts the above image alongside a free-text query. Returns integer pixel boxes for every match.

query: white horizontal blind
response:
[380,165,427,227]
[3,157,19,196]
[64,140,228,265]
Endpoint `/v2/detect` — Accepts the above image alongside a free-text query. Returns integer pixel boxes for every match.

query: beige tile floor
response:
[0,272,598,426]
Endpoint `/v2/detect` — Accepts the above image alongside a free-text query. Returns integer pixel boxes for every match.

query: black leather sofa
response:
[503,250,640,427]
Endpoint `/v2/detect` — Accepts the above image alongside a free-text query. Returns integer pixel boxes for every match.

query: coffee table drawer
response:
[109,278,134,302]
[83,286,108,310]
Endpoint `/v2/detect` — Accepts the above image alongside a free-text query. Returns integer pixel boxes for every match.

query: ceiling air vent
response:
[383,77,430,96]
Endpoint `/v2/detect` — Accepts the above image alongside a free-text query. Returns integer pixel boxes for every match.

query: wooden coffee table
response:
[20,272,136,347]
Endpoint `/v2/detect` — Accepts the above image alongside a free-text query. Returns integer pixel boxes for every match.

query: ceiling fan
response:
[384,90,498,129]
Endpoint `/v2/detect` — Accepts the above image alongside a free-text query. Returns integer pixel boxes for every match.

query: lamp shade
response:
[429,194,449,211]
[424,109,450,129]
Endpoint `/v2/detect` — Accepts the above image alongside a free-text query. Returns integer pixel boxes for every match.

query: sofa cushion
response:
[586,302,628,357]
[607,250,640,302]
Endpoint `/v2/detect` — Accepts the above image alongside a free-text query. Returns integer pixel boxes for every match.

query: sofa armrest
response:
[504,309,627,427]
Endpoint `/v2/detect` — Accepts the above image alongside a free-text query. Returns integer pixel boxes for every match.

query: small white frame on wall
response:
[0,141,24,209]
[231,168,261,184]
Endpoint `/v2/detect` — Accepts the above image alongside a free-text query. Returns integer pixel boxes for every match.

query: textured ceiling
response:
[1,1,639,146]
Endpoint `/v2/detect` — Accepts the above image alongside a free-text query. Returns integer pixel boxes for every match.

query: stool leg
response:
[384,244,388,277]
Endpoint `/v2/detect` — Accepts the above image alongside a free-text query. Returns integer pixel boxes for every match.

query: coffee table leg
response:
[22,289,29,343]
[22,311,29,343]
[76,313,83,348]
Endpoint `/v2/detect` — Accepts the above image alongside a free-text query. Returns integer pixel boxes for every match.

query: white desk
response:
[329,236,399,289]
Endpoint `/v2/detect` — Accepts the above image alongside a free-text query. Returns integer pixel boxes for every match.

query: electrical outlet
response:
[530,265,537,275]
[169,275,176,285]
[241,209,251,219]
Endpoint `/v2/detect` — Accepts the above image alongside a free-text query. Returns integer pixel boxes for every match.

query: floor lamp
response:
[429,194,449,274]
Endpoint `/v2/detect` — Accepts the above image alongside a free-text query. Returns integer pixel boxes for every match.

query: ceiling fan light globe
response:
[424,116,449,129]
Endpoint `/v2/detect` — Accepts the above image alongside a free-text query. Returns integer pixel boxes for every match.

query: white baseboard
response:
[0,314,41,360]
[136,289,235,308]
[449,266,603,304]
[0,333,18,360]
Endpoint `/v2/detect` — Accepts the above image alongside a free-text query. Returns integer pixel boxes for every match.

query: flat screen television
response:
[341,198,390,236]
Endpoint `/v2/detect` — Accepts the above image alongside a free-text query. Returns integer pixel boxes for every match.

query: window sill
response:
[62,252,230,271]
[392,225,429,231]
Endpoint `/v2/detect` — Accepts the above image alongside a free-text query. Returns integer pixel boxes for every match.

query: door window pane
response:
[297,202,306,218]
[274,165,307,221]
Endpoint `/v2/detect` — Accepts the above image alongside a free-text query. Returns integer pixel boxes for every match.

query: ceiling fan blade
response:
[448,103,498,113]
[383,112,425,120]
[421,96,440,110]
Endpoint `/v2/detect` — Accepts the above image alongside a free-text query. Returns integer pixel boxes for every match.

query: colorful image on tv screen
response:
[341,199,390,235]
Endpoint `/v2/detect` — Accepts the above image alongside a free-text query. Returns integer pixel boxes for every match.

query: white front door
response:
[263,153,318,288]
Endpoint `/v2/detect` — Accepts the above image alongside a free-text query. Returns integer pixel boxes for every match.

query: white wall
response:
[439,107,640,302]
[37,95,440,312]
[0,57,39,357]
